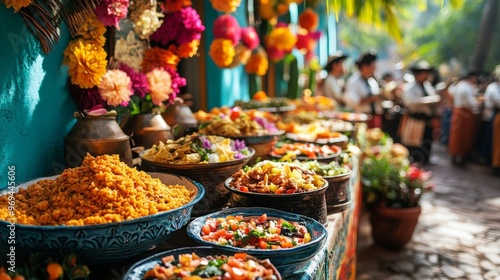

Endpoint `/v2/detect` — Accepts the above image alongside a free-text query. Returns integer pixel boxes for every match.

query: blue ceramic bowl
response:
[187,207,327,276]
[0,173,204,264]
[123,246,282,280]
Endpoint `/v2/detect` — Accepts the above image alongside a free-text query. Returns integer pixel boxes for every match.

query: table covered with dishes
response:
[0,96,367,280]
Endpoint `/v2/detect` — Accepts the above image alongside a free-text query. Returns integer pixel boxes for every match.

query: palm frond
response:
[18,0,102,54]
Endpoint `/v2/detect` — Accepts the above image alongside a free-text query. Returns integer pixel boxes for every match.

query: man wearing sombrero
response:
[401,60,440,164]
[344,50,382,128]
[322,51,348,106]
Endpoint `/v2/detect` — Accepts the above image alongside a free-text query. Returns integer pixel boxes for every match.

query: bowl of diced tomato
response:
[123,246,282,280]
[187,207,328,276]
[269,142,342,163]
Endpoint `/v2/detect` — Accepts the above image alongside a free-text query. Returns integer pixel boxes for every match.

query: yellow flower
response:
[266,26,297,51]
[209,39,235,68]
[176,40,200,58]
[76,14,107,46]
[142,47,180,73]
[210,0,242,13]
[146,69,173,106]
[245,48,268,76]
[4,0,31,12]
[98,69,133,107]
[64,39,108,89]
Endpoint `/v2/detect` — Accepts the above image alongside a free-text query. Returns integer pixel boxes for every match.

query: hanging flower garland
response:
[208,8,260,69]
[63,0,202,116]
[296,8,321,62]
[264,22,297,62]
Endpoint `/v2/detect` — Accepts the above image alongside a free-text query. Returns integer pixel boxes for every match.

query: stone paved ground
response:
[356,143,500,280]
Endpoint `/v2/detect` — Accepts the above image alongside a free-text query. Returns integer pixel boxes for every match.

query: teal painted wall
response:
[204,0,250,109]
[0,6,76,189]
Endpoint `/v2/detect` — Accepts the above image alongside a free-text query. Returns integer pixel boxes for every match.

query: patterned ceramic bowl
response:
[187,207,328,276]
[123,246,282,280]
[0,173,204,264]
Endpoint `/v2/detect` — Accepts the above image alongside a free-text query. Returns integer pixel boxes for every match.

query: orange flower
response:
[163,0,192,12]
[176,40,200,58]
[142,47,180,73]
[258,0,277,23]
[210,0,242,13]
[298,8,319,32]
[253,91,269,101]
[245,48,268,76]
[209,39,235,68]
[64,39,107,88]
[4,0,31,12]
[266,26,297,52]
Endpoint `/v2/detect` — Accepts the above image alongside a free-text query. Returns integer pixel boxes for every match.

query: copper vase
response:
[124,111,173,149]
[64,111,133,167]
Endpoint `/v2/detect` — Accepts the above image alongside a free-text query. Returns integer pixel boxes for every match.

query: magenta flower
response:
[213,15,241,46]
[241,27,260,50]
[69,83,105,111]
[118,63,150,98]
[151,7,205,46]
[178,7,205,44]
[95,0,129,27]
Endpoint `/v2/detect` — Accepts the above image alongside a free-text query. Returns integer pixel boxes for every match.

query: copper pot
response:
[124,111,173,149]
[64,111,133,167]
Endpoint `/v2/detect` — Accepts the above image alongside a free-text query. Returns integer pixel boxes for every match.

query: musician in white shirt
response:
[483,69,500,175]
[344,51,382,128]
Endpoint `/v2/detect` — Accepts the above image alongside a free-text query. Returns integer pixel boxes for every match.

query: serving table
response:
[0,158,361,280]
[85,157,361,280]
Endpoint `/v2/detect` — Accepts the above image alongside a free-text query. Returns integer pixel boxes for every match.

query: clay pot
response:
[324,171,352,213]
[370,205,421,249]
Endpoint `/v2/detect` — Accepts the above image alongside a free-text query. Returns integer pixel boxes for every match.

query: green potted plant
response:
[361,154,433,249]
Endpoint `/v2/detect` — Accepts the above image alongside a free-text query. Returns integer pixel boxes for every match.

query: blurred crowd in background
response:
[317,50,500,176]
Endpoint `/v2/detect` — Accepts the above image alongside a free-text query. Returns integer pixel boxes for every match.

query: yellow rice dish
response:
[0,154,194,226]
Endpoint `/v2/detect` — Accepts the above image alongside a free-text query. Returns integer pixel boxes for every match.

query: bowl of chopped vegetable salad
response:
[187,207,327,276]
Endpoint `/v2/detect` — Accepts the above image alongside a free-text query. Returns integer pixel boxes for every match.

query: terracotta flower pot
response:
[370,205,421,250]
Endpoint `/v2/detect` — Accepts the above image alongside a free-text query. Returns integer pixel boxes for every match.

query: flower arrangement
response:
[63,0,203,116]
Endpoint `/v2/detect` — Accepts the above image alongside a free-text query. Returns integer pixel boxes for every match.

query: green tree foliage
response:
[410,0,500,71]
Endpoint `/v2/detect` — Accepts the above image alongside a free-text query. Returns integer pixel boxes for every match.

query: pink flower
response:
[146,68,173,106]
[118,63,150,98]
[241,27,260,50]
[95,0,129,27]
[69,84,105,111]
[151,7,205,46]
[165,67,186,103]
[213,15,241,46]
[98,69,133,107]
